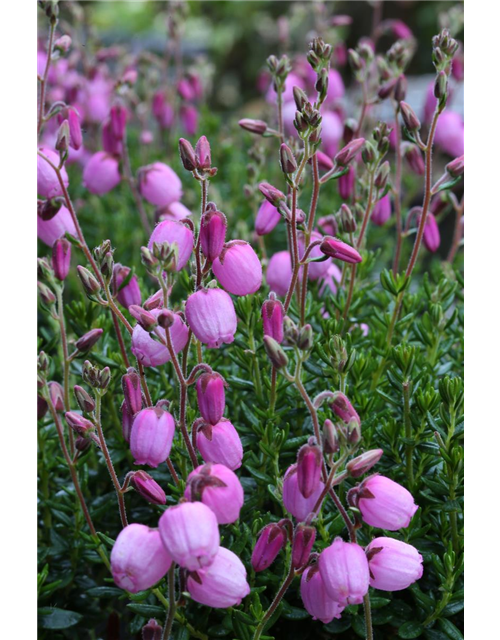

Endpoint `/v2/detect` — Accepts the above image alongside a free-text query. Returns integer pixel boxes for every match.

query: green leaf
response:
[438,618,463,640]
[126,603,165,616]
[398,621,425,638]
[87,586,123,597]
[38,608,83,630]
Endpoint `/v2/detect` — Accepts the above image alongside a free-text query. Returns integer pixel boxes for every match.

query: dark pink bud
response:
[51,238,71,281]
[48,381,65,412]
[404,144,425,175]
[142,619,163,640]
[371,194,392,226]
[315,151,334,171]
[258,182,286,207]
[122,368,143,415]
[110,103,127,141]
[320,238,362,264]
[400,101,421,132]
[178,138,197,171]
[121,400,134,442]
[251,523,286,572]
[338,165,355,199]
[76,328,103,352]
[238,118,267,135]
[178,77,195,100]
[130,305,158,332]
[65,411,95,436]
[131,470,167,505]
[74,385,95,413]
[292,524,316,568]
[446,155,464,178]
[346,449,384,478]
[262,293,284,343]
[113,264,142,309]
[67,107,82,150]
[255,200,281,236]
[200,207,227,262]
[196,372,226,425]
[296,441,322,498]
[330,391,360,424]
[421,213,441,253]
[195,136,211,169]
[334,138,365,166]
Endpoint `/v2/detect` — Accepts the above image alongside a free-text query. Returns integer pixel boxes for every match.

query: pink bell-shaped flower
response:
[138,162,183,207]
[148,219,194,271]
[184,463,244,524]
[282,464,325,521]
[37,205,77,247]
[354,475,418,531]
[251,523,286,572]
[196,420,243,470]
[366,537,423,591]
[131,309,189,368]
[185,288,237,348]
[212,240,262,296]
[318,538,370,605]
[37,147,69,198]
[266,251,292,298]
[129,406,175,468]
[196,372,226,425]
[255,200,281,236]
[301,564,345,624]
[83,151,121,195]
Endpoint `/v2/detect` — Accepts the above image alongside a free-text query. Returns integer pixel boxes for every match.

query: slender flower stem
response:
[392,103,404,274]
[122,139,152,235]
[95,393,128,528]
[37,19,56,138]
[300,153,321,326]
[111,310,131,368]
[56,286,74,453]
[194,179,209,290]
[162,564,177,640]
[363,593,374,640]
[253,561,295,640]
[284,187,300,312]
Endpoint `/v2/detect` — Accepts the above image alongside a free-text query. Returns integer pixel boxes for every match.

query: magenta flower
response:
[356,475,418,530]
[296,441,322,498]
[187,547,250,608]
[255,200,281,236]
[158,201,193,221]
[330,391,361,424]
[320,238,362,264]
[102,118,123,156]
[196,420,243,470]
[266,71,305,104]
[152,91,174,129]
[301,565,345,624]
[266,251,292,297]
[282,464,325,521]
[111,524,172,593]
[371,194,392,226]
[180,104,199,136]
[184,463,244,524]
[366,537,423,591]
[113,264,142,309]
[129,406,175,468]
[200,207,227,263]
[321,111,344,158]
[422,213,441,253]
[299,231,332,280]
[251,523,286,572]
[121,400,134,443]
[338,165,355,199]
[138,162,183,207]
[148,219,194,271]
[37,205,77,247]
[262,294,284,343]
[131,470,167,505]
[83,151,121,195]
[212,240,262,296]
[319,538,370,605]
[196,372,226,425]
[159,501,220,571]
[131,309,189,367]
[292,524,316,569]
[185,288,237,348]
[52,238,71,281]
[37,147,69,198]
[434,111,464,157]
[121,368,143,415]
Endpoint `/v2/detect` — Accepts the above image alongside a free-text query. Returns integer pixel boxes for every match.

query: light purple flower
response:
[366,537,423,591]
[184,463,244,524]
[131,309,189,368]
[212,241,263,296]
[138,162,183,207]
[301,565,345,624]
[83,151,121,195]
[148,219,194,271]
[185,288,237,348]
[196,420,243,470]
[319,538,370,605]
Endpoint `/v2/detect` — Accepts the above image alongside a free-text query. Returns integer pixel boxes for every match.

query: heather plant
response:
[37,2,464,639]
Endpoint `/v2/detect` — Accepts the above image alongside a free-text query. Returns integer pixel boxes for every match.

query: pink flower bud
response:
[239,119,268,135]
[299,231,332,280]
[113,264,142,309]
[422,213,441,253]
[76,328,103,352]
[184,463,244,524]
[152,91,173,128]
[400,101,421,132]
[282,464,325,522]
[49,381,65,412]
[38,205,77,247]
[366,537,423,591]
[262,294,284,343]
[258,182,286,207]
[185,288,237,348]
[446,154,464,178]
[54,34,72,52]
[74,385,95,413]
[65,411,94,436]
[159,501,220,570]
[110,104,127,141]
[334,138,365,166]
[65,107,82,150]
[320,237,362,264]
[130,470,166,505]
[255,200,281,236]
[338,165,355,200]
[158,201,193,222]
[355,475,418,530]
[52,238,71,281]
[180,104,199,136]
[121,400,134,442]
[315,151,334,171]
[296,441,322,498]
[121,368,143,415]
[130,305,158,331]
[266,251,292,297]
[138,163,183,207]
[142,619,163,640]
[319,538,370,605]
[292,524,316,569]
[195,135,211,169]
[38,147,69,198]
[178,77,195,101]
[251,523,286,572]
[330,391,360,424]
[148,219,194,271]
[301,565,345,624]
[212,240,262,296]
[200,207,227,262]
[130,407,175,468]
[187,547,250,608]
[196,372,226,425]
[83,152,121,195]
[102,118,123,155]
[404,144,425,175]
[178,138,197,171]
[196,420,243,470]
[371,194,392,226]
[111,523,172,593]
[346,449,384,478]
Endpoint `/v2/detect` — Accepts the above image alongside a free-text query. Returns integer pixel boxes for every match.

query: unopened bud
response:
[48,381,65,412]
[400,102,421,132]
[279,144,297,174]
[122,368,142,415]
[322,419,339,454]
[292,524,316,569]
[446,155,464,178]
[263,336,288,369]
[142,619,163,640]
[52,237,71,281]
[335,138,365,166]
[283,316,299,345]
[297,324,313,351]
[330,391,360,424]
[178,138,197,171]
[434,70,448,102]
[56,119,70,153]
[293,86,309,111]
[374,161,390,190]
[251,523,286,572]
[65,411,95,436]
[346,449,383,478]
[54,34,71,53]
[74,385,95,413]
[129,305,158,332]
[258,182,286,207]
[157,309,175,329]
[377,77,398,100]
[238,119,268,135]
[348,48,363,72]
[131,471,167,505]
[339,203,356,233]
[77,266,101,296]
[195,135,211,170]
[76,328,103,352]
[394,74,407,102]
[297,440,322,498]
[38,281,56,306]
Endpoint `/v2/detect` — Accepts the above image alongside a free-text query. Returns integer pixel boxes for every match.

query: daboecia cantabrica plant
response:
[37,2,464,639]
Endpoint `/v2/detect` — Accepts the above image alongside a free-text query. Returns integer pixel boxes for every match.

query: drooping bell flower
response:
[255,200,281,236]
[196,372,226,425]
[330,391,361,424]
[366,537,423,591]
[320,111,344,158]
[121,368,143,415]
[301,564,345,624]
[371,194,392,226]
[157,201,193,222]
[320,237,362,264]
[148,219,194,271]
[159,501,220,571]
[113,264,142,309]
[138,162,183,207]
[185,288,237,348]
[262,293,284,343]
[318,538,370,605]
[212,240,263,296]
[434,111,464,157]
[296,440,322,498]
[196,420,243,470]
[82,151,121,195]
[180,104,199,136]
[37,205,77,247]
[282,464,325,521]
[251,523,286,572]
[111,524,172,593]
[152,91,174,129]
[37,147,69,198]
[354,475,418,530]
[131,309,189,367]
[184,463,244,524]
[266,251,292,298]
[129,406,175,468]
